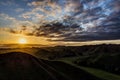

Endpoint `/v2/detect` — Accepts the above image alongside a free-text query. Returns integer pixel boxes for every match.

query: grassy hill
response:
[0,44,120,80]
[0,52,103,80]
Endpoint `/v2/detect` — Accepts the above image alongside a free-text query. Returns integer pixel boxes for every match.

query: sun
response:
[18,38,27,44]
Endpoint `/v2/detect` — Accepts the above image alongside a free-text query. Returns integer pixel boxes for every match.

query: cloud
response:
[48,32,120,42]
[0,13,37,35]
[15,8,24,12]
[0,13,18,28]
[23,0,82,23]
[0,0,17,6]
[3,0,120,42]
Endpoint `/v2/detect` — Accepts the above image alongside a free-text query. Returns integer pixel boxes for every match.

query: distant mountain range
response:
[0,44,47,48]
[33,44,120,59]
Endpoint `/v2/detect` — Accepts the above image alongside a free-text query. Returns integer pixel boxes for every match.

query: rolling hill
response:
[0,52,102,80]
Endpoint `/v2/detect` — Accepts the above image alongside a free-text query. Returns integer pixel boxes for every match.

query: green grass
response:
[79,66,120,80]
[56,58,120,80]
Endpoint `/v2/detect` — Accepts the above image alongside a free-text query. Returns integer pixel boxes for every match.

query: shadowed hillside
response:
[34,44,120,59]
[0,52,54,80]
[0,52,103,80]
[31,44,120,80]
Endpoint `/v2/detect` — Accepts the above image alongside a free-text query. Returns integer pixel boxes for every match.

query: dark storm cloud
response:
[47,32,120,42]
[25,20,82,37]
[5,0,120,42]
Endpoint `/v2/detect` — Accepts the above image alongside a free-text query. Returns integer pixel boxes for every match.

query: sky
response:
[0,0,120,45]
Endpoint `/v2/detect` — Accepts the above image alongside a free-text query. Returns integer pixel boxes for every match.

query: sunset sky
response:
[0,0,120,45]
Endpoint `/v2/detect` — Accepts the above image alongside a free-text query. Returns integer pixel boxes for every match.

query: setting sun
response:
[18,38,27,44]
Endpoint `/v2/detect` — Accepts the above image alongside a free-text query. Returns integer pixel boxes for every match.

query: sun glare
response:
[18,38,27,44]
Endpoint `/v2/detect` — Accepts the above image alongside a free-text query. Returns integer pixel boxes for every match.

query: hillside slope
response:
[0,52,102,80]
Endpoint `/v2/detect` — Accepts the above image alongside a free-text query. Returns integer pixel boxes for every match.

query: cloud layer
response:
[1,0,120,42]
